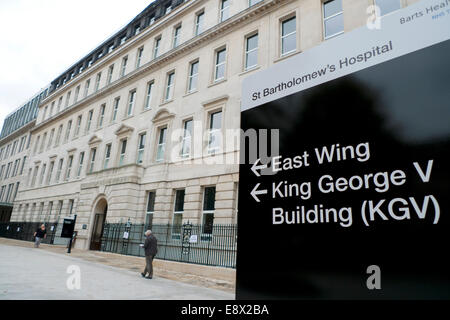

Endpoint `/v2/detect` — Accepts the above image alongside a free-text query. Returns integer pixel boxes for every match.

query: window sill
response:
[324,31,344,41]
[239,66,261,77]
[122,115,134,121]
[208,78,227,88]
[159,99,174,107]
[141,107,152,114]
[274,50,301,63]
[183,90,198,98]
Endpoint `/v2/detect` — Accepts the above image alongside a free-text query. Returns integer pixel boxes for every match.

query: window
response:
[245,33,259,70]
[119,140,127,166]
[74,86,80,103]
[104,144,111,169]
[154,37,161,58]
[12,182,20,202]
[375,0,401,16]
[77,152,84,178]
[20,156,26,175]
[27,168,32,187]
[64,120,72,143]
[195,11,204,36]
[39,164,46,185]
[86,110,93,133]
[120,35,127,45]
[208,111,222,154]
[188,61,199,93]
[137,133,146,164]
[48,129,55,150]
[40,132,47,153]
[12,159,20,177]
[57,97,63,112]
[108,44,115,53]
[84,79,90,98]
[98,104,105,128]
[214,48,227,81]
[107,65,114,84]
[89,148,97,173]
[33,136,40,154]
[220,0,230,22]
[281,16,296,55]
[173,25,181,48]
[42,106,48,121]
[46,202,53,223]
[75,115,82,137]
[50,101,55,117]
[65,91,71,108]
[249,0,263,6]
[19,136,27,152]
[56,200,63,223]
[144,82,154,110]
[65,156,73,181]
[172,189,185,236]
[165,72,175,101]
[145,191,156,228]
[323,0,344,39]
[121,56,128,77]
[202,187,216,235]
[5,184,14,203]
[55,125,63,146]
[55,159,63,183]
[112,97,120,121]
[136,47,144,68]
[0,186,5,202]
[156,127,167,162]
[127,90,136,116]
[47,161,54,185]
[5,162,12,179]
[95,72,102,91]
[181,119,193,158]
[11,140,18,155]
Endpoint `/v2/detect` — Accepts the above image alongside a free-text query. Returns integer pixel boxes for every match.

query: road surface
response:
[0,243,234,300]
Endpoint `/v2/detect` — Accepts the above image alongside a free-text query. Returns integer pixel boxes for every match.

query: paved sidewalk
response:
[0,241,234,300]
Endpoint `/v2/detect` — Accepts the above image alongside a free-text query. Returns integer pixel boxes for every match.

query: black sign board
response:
[61,218,76,239]
[237,2,450,299]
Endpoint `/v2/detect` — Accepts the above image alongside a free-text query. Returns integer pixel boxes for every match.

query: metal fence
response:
[101,223,238,269]
[0,222,59,245]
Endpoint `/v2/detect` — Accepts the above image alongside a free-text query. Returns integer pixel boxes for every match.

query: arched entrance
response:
[90,198,108,251]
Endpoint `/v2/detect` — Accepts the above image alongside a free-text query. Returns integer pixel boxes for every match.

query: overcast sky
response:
[0,0,154,131]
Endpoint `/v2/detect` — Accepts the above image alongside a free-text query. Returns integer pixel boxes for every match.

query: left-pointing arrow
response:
[251,183,268,203]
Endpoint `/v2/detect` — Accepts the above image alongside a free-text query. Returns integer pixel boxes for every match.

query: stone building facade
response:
[0,89,49,222]
[5,0,420,250]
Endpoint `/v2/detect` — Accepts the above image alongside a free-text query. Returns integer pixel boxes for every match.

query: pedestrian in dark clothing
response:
[34,224,47,248]
[141,230,158,279]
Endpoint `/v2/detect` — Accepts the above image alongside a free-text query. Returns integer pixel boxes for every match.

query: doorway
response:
[90,198,108,251]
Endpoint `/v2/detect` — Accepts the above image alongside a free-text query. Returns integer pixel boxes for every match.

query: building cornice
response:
[31,0,288,134]
[40,0,207,104]
[0,120,35,146]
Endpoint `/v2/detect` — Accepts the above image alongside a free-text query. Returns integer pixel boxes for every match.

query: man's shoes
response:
[146,276,153,279]
[141,273,146,278]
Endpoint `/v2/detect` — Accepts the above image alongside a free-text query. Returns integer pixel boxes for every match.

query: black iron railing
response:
[101,223,238,269]
[0,222,59,245]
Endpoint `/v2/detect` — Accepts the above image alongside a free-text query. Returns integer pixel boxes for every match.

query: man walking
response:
[33,224,47,248]
[141,230,158,279]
